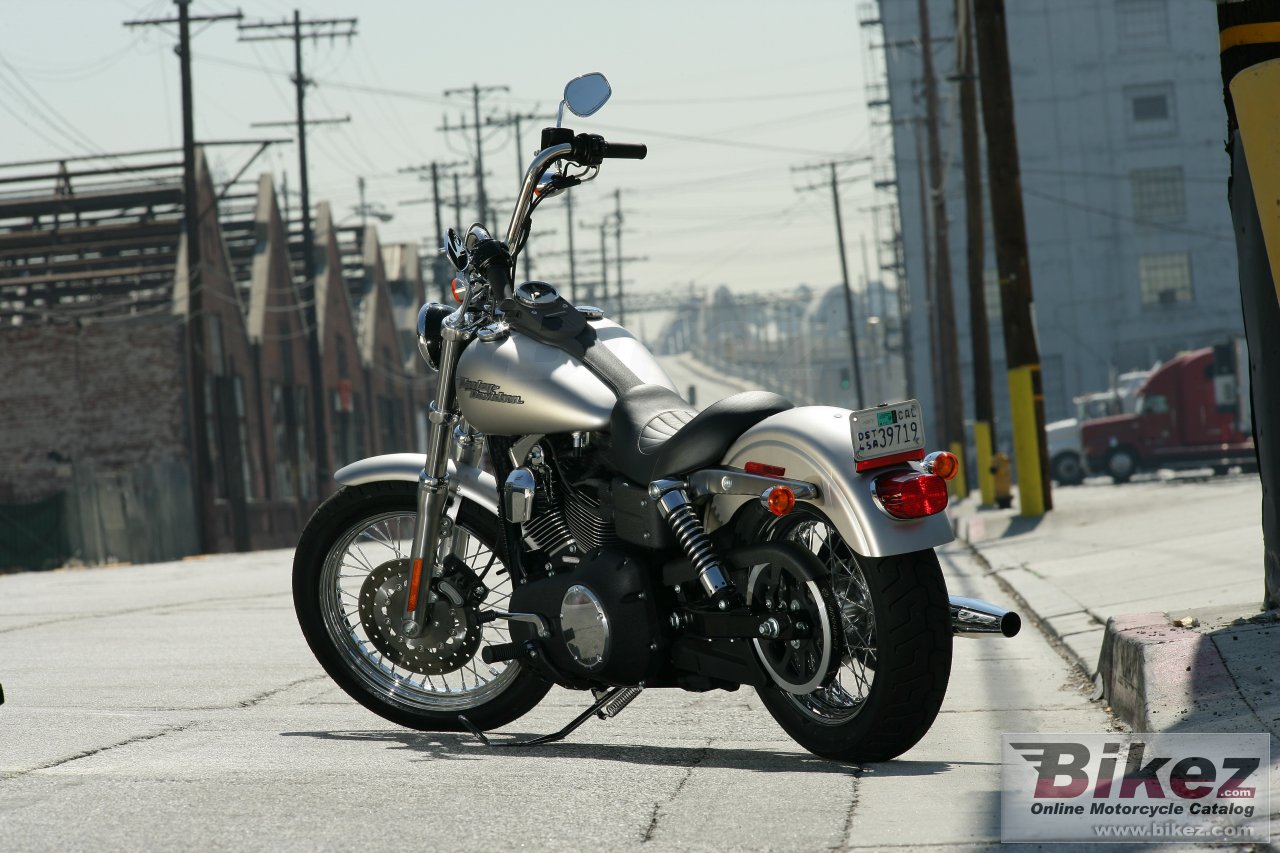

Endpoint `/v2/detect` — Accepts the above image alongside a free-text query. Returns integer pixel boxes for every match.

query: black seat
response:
[608,384,794,484]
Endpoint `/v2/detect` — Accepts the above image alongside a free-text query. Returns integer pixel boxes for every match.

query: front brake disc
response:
[357,559,482,676]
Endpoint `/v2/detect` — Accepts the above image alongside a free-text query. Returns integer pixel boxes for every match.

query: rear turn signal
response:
[924,450,959,481]
[873,471,948,519]
[762,485,796,517]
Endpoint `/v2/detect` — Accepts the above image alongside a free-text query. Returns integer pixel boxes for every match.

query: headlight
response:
[416,303,453,371]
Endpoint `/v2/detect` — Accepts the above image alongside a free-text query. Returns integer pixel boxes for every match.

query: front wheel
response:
[293,482,551,731]
[1106,447,1137,484]
[741,506,952,762]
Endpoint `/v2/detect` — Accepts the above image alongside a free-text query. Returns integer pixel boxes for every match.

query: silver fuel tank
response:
[455,319,678,435]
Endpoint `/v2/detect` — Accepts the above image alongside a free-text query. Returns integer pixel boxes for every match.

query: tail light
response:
[873,471,949,519]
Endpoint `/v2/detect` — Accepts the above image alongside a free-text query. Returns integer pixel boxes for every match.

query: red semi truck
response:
[1082,343,1254,483]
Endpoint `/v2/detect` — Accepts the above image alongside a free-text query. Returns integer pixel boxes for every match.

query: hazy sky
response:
[0,0,885,301]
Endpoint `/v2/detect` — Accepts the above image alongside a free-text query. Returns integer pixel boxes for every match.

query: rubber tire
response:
[748,510,952,762]
[1106,448,1137,484]
[293,481,552,731]
[1051,451,1085,486]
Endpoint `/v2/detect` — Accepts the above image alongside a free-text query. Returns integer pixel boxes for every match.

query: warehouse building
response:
[0,147,425,569]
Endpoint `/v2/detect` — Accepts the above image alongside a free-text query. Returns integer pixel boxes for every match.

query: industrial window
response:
[232,376,256,500]
[1125,84,1175,136]
[1139,252,1192,305]
[1116,0,1169,49]
[1131,166,1184,221]
[272,384,294,500]
[984,269,1001,323]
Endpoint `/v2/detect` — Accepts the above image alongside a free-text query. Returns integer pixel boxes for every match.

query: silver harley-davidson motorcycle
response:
[293,73,1021,761]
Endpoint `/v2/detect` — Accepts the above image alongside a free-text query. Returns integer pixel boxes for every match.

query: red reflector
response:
[407,558,424,612]
[854,448,926,473]
[873,471,949,519]
[745,461,786,478]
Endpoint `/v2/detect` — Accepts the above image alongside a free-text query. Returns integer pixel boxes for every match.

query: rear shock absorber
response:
[649,479,734,607]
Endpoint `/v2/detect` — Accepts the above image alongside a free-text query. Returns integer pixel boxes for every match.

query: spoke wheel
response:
[295,482,550,731]
[739,504,952,762]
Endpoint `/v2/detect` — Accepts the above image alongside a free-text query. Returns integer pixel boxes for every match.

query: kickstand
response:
[459,686,641,748]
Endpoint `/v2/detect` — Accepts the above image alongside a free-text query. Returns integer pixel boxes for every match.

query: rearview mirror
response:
[557,72,611,127]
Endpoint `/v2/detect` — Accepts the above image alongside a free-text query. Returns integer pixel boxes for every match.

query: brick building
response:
[0,147,425,569]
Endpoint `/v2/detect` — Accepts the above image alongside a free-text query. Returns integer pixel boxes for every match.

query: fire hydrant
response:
[991,452,1013,509]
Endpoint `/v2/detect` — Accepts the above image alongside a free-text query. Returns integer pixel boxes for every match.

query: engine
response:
[507,442,666,685]
[508,546,665,686]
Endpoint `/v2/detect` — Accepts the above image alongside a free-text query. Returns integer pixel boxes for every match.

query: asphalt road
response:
[0,534,1114,852]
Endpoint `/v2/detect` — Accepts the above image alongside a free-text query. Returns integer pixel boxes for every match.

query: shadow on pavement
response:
[1001,515,1044,539]
[280,730,983,776]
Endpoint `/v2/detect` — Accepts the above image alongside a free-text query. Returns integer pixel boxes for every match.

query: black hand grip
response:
[602,142,647,160]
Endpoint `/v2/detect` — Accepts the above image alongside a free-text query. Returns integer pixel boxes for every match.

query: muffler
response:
[950,595,1021,638]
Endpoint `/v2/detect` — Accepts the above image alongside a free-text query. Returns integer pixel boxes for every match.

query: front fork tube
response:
[403,323,473,638]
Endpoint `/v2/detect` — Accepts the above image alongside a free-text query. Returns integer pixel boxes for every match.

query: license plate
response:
[850,400,925,462]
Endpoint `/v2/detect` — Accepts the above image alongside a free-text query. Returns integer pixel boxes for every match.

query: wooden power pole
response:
[956,0,997,506]
[919,0,968,496]
[973,0,1052,514]
[238,11,357,491]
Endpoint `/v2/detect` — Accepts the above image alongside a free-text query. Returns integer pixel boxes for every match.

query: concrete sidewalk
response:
[954,474,1278,842]
[951,472,1278,744]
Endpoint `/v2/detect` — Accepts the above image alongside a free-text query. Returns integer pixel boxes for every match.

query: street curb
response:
[957,512,1266,736]
[954,516,1096,682]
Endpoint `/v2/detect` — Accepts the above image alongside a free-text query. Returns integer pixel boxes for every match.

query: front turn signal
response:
[762,485,796,517]
[923,450,959,481]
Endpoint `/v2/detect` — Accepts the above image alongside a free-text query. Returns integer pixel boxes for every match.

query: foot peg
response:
[459,685,643,747]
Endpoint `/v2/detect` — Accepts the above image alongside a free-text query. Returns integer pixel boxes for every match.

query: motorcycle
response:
[293,73,1021,762]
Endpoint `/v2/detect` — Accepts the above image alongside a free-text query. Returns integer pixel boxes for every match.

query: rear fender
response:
[333,454,498,516]
[707,406,954,557]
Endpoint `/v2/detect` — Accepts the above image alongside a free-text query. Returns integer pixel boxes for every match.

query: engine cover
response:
[508,547,665,686]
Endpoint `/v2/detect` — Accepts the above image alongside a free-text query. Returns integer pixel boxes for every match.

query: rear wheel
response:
[293,482,551,731]
[1051,451,1085,486]
[742,506,952,762]
[1107,447,1137,484]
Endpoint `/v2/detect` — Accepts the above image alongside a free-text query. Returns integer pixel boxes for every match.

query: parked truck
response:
[1046,370,1151,486]
[1081,342,1254,483]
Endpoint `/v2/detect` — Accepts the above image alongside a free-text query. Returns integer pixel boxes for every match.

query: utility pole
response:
[443,84,509,225]
[565,191,577,302]
[238,11,357,491]
[614,189,626,325]
[957,0,997,506]
[918,0,968,491]
[973,0,1052,514]
[398,161,466,300]
[124,1,242,554]
[599,218,610,307]
[793,159,870,409]
[486,110,552,280]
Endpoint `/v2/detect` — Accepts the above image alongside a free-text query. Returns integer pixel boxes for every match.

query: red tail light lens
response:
[874,471,949,519]
[745,461,786,478]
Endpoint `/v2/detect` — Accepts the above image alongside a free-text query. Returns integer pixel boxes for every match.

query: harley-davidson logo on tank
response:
[460,377,524,405]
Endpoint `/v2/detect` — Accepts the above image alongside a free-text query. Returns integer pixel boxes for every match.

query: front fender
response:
[333,454,498,512]
[708,406,954,557]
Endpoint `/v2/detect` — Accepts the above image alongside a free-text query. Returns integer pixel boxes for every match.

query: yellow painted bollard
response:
[1007,365,1046,516]
[991,452,1013,509]
[975,420,996,507]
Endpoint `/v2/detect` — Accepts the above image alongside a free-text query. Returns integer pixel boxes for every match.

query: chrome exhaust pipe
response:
[950,595,1021,638]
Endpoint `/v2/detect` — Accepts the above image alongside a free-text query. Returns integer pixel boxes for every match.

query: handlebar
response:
[602,141,647,160]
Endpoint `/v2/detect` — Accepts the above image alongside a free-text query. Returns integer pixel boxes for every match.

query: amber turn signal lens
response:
[451,277,466,303]
[763,485,796,517]
[926,450,959,481]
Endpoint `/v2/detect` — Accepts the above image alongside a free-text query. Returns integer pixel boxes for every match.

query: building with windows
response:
[873,0,1241,451]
